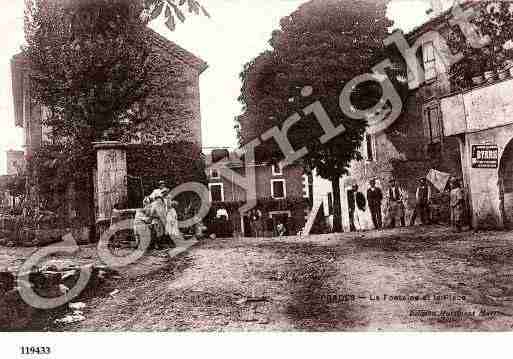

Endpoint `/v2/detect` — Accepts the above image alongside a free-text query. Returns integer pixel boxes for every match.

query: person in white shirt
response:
[150,180,170,200]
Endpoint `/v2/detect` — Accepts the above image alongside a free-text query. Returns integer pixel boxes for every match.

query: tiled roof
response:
[147,29,208,73]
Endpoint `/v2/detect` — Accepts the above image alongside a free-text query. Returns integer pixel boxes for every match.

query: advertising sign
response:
[472,145,499,169]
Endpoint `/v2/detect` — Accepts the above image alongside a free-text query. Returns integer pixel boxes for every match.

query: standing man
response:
[410,177,432,226]
[250,208,263,237]
[367,179,383,230]
[347,184,357,232]
[388,179,405,228]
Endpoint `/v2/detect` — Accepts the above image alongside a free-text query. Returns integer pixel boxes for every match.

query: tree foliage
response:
[236,0,396,231]
[23,0,155,215]
[449,1,513,89]
[142,0,210,31]
[23,0,207,214]
[237,0,395,175]
[28,1,153,140]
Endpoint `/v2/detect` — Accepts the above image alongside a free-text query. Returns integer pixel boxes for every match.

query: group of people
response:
[134,181,182,250]
[247,208,288,238]
[347,176,466,232]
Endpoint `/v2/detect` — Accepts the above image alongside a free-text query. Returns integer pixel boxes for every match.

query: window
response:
[424,105,442,144]
[210,168,220,179]
[209,183,224,202]
[272,162,283,176]
[423,41,437,82]
[366,134,374,161]
[327,192,334,215]
[271,179,286,199]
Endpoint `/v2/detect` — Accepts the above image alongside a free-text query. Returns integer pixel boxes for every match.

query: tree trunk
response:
[331,177,343,233]
[88,170,97,242]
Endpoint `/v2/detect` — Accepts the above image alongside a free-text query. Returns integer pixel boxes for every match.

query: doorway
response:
[499,138,513,228]
[269,211,291,236]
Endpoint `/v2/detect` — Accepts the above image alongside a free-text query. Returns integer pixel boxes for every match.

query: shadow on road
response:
[255,242,367,331]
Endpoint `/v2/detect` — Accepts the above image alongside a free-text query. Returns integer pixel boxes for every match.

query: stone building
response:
[313,5,472,231]
[11,29,207,227]
[206,149,311,237]
[441,76,513,229]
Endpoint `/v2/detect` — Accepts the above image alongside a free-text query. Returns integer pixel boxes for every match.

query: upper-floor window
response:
[271,179,286,199]
[424,105,442,144]
[210,168,220,179]
[272,162,283,176]
[423,41,437,82]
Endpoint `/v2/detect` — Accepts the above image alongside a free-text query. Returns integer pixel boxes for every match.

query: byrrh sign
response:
[471,145,499,169]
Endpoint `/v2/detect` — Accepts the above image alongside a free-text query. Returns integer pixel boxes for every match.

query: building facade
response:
[441,76,513,229]
[11,29,207,226]
[206,149,311,237]
[313,5,471,231]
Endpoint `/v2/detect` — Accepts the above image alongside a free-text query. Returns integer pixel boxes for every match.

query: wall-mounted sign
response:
[472,145,499,169]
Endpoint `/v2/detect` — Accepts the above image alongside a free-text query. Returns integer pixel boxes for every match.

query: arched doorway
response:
[499,139,513,228]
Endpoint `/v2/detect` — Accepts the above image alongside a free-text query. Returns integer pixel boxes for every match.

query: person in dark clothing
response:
[410,177,432,226]
[347,185,357,232]
[348,184,367,231]
[367,179,383,229]
[388,179,405,228]
[355,190,366,212]
[249,208,263,237]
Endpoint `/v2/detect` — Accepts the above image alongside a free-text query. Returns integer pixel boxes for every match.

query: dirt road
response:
[41,226,513,331]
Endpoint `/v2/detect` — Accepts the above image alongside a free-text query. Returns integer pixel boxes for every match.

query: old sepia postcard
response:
[1,0,512,357]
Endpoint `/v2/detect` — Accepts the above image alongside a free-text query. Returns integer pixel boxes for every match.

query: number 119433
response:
[21,346,51,355]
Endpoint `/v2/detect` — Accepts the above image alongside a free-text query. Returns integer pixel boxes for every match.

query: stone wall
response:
[440,78,513,229]
[94,142,128,222]
[442,78,513,136]
[314,91,463,232]
[132,33,205,147]
[462,124,513,229]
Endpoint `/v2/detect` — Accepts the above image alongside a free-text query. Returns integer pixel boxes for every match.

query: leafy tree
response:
[449,1,513,89]
[23,0,207,225]
[142,0,210,31]
[236,0,396,232]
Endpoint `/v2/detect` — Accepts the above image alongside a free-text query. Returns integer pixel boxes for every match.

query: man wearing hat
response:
[410,177,431,226]
[387,178,405,228]
[367,179,383,230]
[347,184,358,232]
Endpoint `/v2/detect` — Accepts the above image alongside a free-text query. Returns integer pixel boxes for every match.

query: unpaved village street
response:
[4,225,513,331]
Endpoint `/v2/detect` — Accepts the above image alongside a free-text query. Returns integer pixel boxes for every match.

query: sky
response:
[0,0,454,174]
